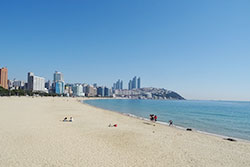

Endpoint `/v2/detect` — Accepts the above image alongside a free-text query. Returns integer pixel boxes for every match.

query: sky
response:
[0,0,250,101]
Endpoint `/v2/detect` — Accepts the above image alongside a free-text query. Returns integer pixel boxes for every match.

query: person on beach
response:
[169,120,173,126]
[69,117,73,122]
[154,115,157,122]
[63,117,68,122]
[150,114,154,121]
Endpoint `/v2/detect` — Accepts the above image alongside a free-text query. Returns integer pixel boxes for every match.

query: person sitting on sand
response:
[169,120,173,126]
[69,117,73,122]
[63,117,68,122]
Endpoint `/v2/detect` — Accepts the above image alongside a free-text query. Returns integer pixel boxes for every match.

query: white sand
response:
[0,97,250,167]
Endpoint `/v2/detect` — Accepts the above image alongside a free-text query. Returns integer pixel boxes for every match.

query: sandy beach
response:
[0,97,250,167]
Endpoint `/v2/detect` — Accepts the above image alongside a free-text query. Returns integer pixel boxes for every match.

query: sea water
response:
[84,99,250,141]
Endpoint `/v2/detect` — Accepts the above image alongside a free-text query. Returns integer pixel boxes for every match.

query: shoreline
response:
[82,98,250,143]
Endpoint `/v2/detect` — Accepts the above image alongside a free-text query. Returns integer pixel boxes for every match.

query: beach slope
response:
[0,97,250,167]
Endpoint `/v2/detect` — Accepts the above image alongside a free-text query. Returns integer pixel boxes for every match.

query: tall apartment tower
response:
[0,67,8,89]
[128,80,132,90]
[54,71,63,82]
[137,77,141,89]
[53,71,64,94]
[27,72,34,90]
[132,76,137,89]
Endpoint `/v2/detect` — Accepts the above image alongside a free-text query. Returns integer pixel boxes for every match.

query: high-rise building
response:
[97,86,104,97]
[72,84,84,97]
[104,87,110,97]
[55,81,64,94]
[86,85,97,97]
[137,77,141,89]
[120,80,123,90]
[27,72,46,92]
[132,76,137,89]
[54,71,63,83]
[0,67,8,89]
[53,71,65,94]
[113,79,123,90]
[45,80,51,91]
[128,80,132,90]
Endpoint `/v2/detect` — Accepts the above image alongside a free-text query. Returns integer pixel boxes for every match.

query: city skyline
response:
[1,0,250,101]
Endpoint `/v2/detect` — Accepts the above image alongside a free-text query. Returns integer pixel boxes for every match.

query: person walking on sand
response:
[169,120,173,126]
[150,114,154,121]
[154,115,157,122]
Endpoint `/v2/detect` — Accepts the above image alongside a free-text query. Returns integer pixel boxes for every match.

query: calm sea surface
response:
[84,99,250,141]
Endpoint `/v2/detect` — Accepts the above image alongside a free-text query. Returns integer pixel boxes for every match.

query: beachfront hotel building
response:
[0,67,8,89]
[27,72,46,92]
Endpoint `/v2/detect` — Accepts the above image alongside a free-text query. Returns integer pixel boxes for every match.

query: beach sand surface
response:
[0,97,250,167]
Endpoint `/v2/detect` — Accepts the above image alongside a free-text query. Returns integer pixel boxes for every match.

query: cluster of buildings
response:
[2,67,112,97]
[112,76,141,91]
[112,79,123,90]
[1,66,148,98]
[128,76,141,90]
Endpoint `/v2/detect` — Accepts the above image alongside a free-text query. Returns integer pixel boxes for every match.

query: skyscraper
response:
[132,76,137,89]
[53,71,65,94]
[128,80,132,90]
[137,77,141,89]
[0,67,8,89]
[120,80,123,90]
[104,87,110,97]
[97,86,104,97]
[45,80,51,91]
[54,71,63,82]
[112,79,123,90]
[55,81,64,94]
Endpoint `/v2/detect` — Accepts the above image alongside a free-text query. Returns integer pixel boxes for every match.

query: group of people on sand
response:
[150,114,173,126]
[63,117,73,122]
[149,114,157,122]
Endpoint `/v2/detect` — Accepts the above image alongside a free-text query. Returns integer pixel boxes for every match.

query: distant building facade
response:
[97,86,104,97]
[132,76,137,89]
[0,67,8,89]
[112,79,123,90]
[128,76,141,90]
[27,72,46,92]
[137,77,141,89]
[53,71,64,95]
[72,84,84,97]
[55,81,64,94]
[86,85,97,97]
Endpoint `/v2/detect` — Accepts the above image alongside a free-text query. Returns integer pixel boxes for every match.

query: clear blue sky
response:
[0,0,249,101]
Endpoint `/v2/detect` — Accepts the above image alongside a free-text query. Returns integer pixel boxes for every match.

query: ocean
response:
[84,99,250,141]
